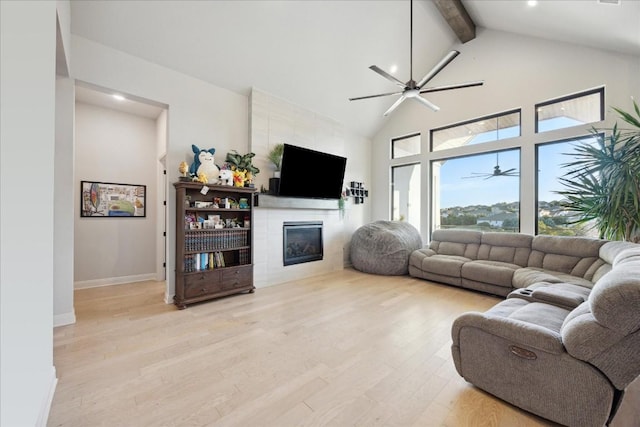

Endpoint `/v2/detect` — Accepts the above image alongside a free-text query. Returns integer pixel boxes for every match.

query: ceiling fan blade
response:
[369,65,408,89]
[412,95,440,112]
[415,50,460,89]
[420,80,484,94]
[349,91,404,101]
[383,95,407,116]
[499,168,517,175]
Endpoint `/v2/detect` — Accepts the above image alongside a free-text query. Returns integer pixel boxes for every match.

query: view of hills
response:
[439,200,595,237]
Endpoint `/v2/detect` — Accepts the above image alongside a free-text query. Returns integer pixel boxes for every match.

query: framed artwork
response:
[80,181,146,217]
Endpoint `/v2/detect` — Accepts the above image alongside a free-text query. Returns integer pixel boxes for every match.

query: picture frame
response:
[81,180,146,217]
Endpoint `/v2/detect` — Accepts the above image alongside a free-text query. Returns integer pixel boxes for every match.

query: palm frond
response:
[555,99,640,241]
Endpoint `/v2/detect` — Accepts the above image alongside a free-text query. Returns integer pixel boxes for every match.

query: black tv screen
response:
[277,144,347,199]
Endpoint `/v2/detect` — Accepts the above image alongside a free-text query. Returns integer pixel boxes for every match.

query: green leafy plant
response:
[267,143,285,171]
[556,99,640,242]
[225,150,260,176]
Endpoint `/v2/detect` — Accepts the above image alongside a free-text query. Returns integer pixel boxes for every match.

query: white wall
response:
[54,76,76,326]
[70,35,250,300]
[74,102,157,286]
[1,2,59,425]
[156,109,168,282]
[371,28,640,239]
[249,89,371,287]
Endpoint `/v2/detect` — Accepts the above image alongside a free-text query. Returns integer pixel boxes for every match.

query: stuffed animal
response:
[193,171,208,184]
[189,145,220,184]
[218,169,234,186]
[233,169,247,187]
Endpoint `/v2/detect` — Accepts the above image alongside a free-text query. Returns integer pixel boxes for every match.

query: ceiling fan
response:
[463,153,519,180]
[349,0,483,116]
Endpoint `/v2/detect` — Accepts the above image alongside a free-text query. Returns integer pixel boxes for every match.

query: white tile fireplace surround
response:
[253,203,344,288]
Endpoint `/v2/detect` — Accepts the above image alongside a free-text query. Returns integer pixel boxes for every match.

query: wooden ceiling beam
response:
[432,0,476,43]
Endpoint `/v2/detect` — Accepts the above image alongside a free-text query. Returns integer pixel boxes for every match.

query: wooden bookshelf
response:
[173,181,256,309]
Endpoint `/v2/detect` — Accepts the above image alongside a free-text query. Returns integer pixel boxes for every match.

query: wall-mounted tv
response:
[277,144,347,200]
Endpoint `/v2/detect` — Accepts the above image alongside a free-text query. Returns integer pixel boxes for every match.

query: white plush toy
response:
[189,145,220,184]
[218,169,234,186]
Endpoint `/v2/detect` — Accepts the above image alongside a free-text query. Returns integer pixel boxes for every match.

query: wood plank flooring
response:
[49,269,639,426]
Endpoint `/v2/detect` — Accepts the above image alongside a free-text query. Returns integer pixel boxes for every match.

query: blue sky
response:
[437,118,589,208]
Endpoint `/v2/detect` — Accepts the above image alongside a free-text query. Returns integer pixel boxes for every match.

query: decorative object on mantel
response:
[267,143,285,178]
[189,145,220,184]
[346,181,368,204]
[338,190,348,219]
[225,150,259,188]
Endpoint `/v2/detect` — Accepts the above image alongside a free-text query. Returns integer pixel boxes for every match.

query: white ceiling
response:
[70,0,640,138]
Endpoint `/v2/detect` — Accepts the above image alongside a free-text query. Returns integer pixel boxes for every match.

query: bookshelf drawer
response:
[184,271,222,298]
[221,266,252,289]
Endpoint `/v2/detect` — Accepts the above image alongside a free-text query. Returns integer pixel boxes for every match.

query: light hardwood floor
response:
[49,269,638,426]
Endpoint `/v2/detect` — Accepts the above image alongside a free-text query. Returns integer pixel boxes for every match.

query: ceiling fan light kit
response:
[349,0,483,116]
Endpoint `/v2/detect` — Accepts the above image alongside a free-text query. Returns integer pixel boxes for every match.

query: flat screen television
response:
[277,144,347,199]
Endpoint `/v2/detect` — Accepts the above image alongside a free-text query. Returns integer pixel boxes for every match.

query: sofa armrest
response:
[452,311,565,355]
[531,286,587,309]
[508,283,590,310]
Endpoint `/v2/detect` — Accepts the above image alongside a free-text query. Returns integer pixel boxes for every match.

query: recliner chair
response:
[451,247,640,426]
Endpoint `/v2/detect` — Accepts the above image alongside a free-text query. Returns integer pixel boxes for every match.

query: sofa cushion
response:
[561,301,640,390]
[512,267,594,289]
[589,265,640,334]
[477,232,532,266]
[461,260,520,288]
[430,229,481,259]
[528,235,607,277]
[419,254,470,278]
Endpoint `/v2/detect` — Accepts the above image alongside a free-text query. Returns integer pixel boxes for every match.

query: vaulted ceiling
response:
[70,0,640,139]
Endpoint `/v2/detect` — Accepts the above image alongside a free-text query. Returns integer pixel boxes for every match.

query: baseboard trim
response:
[53,310,76,327]
[164,291,173,305]
[36,366,57,427]
[74,273,156,289]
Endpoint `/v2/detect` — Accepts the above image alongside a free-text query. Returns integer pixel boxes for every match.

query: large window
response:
[389,86,606,238]
[536,136,599,237]
[392,163,421,231]
[432,149,520,233]
[431,110,520,151]
[535,87,604,133]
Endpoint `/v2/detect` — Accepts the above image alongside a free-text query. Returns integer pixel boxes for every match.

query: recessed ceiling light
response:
[112,94,126,101]
[390,64,398,74]
[527,0,538,6]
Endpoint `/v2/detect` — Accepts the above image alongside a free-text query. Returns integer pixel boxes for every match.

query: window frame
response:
[391,132,421,159]
[429,108,522,152]
[534,87,604,133]
[390,161,421,228]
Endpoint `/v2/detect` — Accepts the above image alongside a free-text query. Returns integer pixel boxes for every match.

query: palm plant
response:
[556,100,640,242]
[267,143,285,172]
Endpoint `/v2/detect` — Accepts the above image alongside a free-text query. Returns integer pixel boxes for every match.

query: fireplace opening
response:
[283,221,323,266]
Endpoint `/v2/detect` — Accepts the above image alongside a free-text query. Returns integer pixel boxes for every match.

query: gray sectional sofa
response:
[408,229,640,427]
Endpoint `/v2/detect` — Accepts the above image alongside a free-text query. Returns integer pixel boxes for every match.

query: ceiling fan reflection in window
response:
[463,153,519,180]
[349,0,483,116]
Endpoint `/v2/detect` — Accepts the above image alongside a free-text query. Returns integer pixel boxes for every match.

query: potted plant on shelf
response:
[225,150,260,187]
[267,143,284,178]
[556,99,640,242]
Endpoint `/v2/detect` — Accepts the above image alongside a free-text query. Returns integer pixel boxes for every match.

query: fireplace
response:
[283,221,323,266]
